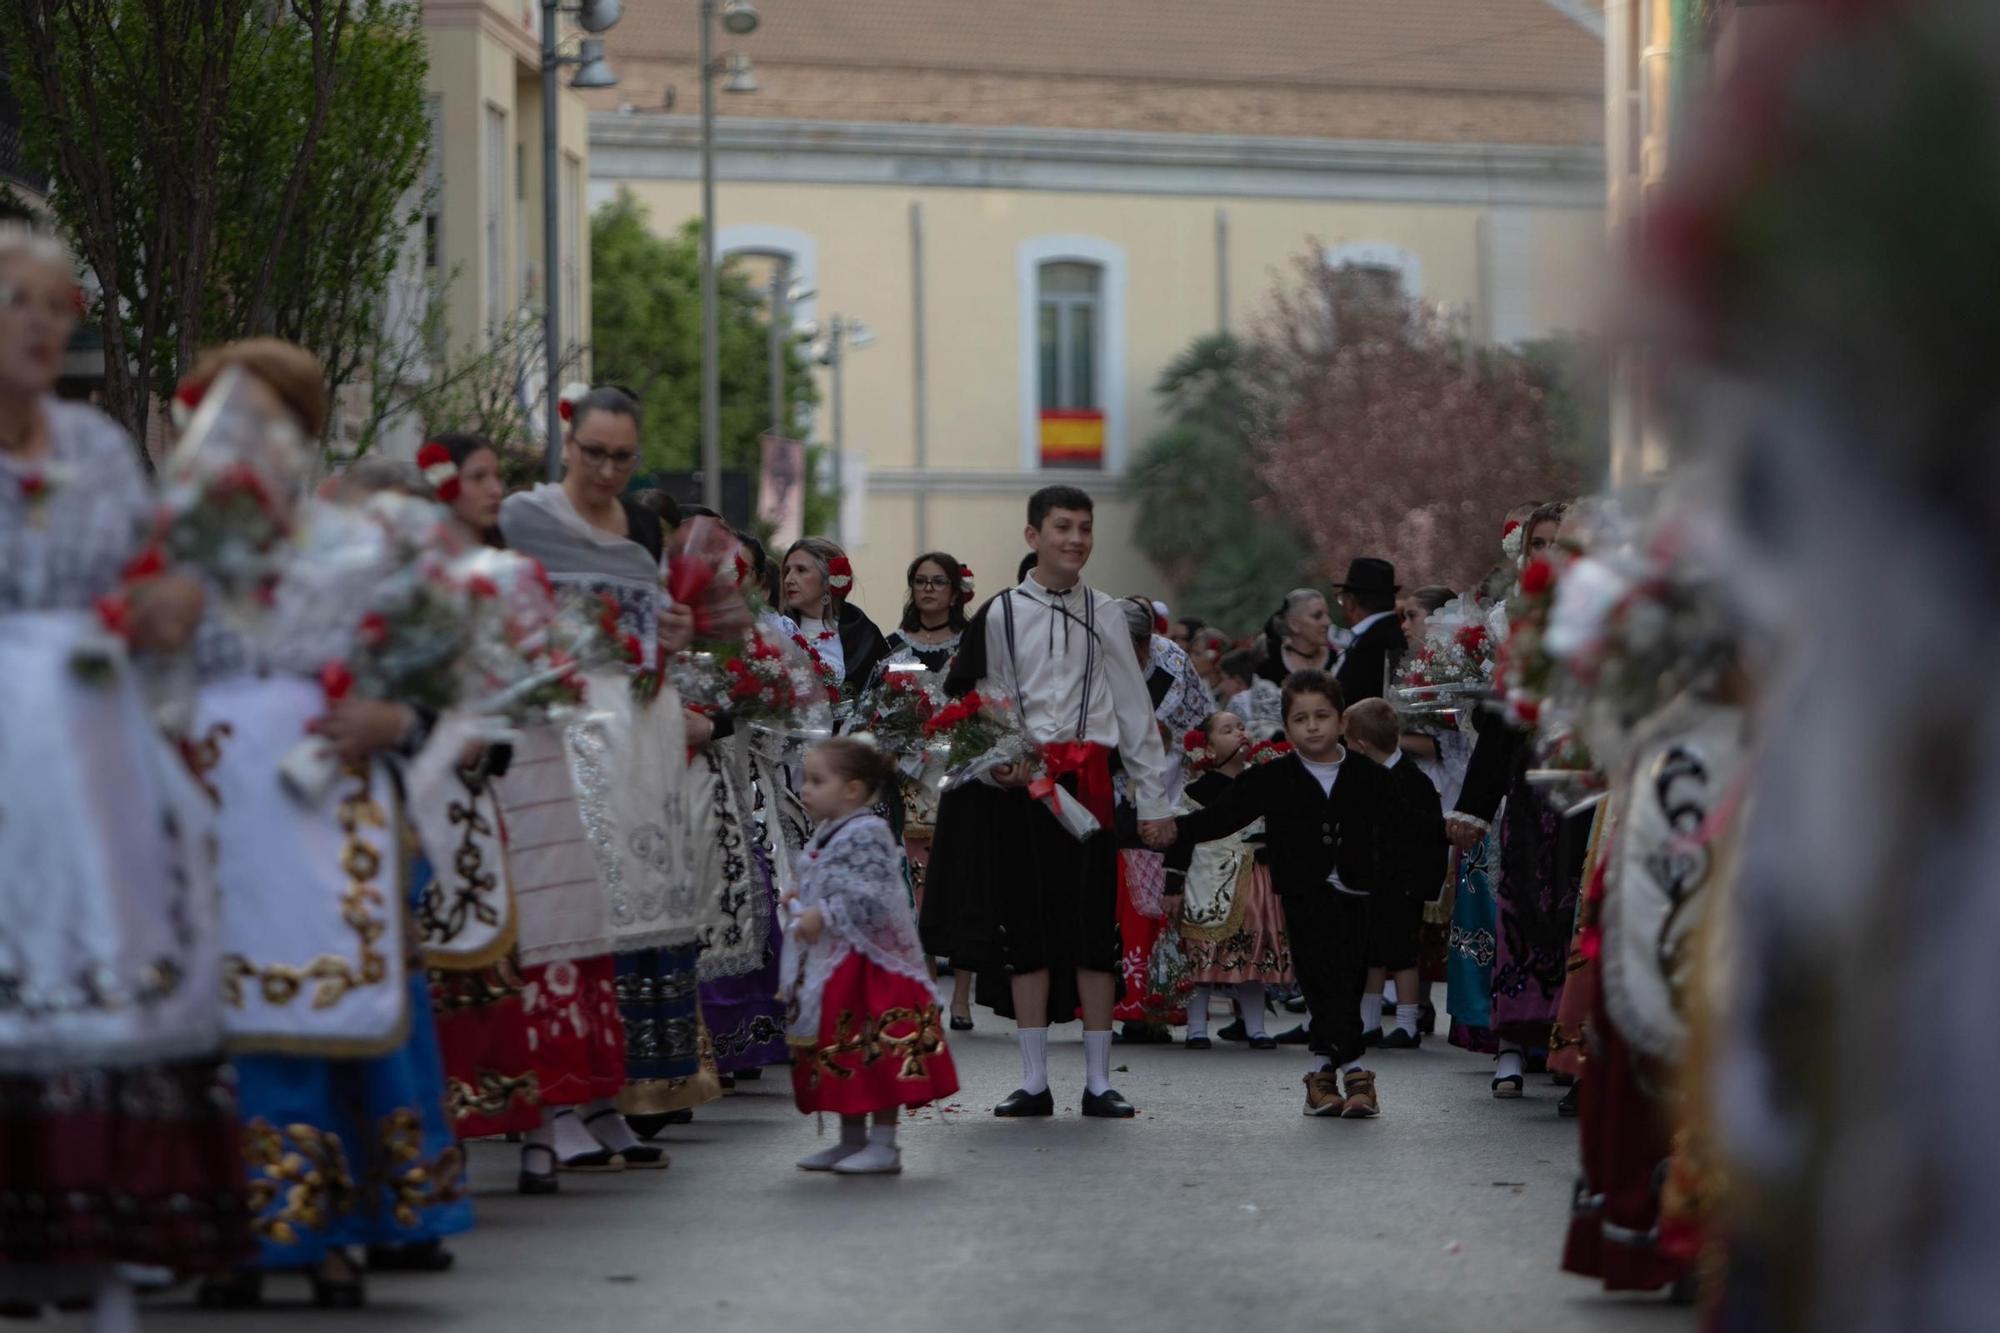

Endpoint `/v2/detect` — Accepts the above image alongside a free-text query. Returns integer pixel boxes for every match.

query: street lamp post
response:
[699,0,761,515]
[813,314,872,546]
[539,0,621,481]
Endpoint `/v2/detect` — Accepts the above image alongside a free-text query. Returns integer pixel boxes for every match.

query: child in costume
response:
[783,738,959,1175]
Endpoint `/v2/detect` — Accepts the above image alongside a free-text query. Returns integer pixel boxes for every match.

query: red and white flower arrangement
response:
[1500,517,1525,565]
[417,441,461,503]
[959,564,976,605]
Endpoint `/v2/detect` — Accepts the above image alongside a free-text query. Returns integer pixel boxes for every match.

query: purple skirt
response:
[700,848,788,1074]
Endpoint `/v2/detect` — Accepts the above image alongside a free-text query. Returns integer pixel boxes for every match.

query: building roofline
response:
[589,114,1606,209]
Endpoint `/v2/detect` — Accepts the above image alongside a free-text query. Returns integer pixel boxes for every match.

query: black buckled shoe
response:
[950,1014,974,1032]
[1362,1027,1385,1048]
[1215,1019,1249,1043]
[1274,1024,1312,1046]
[1081,1088,1137,1119]
[1248,1034,1278,1050]
[1185,1035,1213,1050]
[1380,1028,1420,1050]
[993,1087,1055,1118]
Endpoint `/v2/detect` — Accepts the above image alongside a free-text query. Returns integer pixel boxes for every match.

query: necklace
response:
[917,617,952,634]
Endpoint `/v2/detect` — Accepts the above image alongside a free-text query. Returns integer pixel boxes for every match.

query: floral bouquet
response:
[923,689,1033,780]
[1184,728,1293,776]
[855,664,944,753]
[791,632,844,709]
[156,366,310,614]
[1396,596,1499,729]
[449,548,604,729]
[664,515,755,646]
[1494,556,1562,730]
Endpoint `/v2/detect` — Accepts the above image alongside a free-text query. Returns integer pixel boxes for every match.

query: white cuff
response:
[1446,812,1492,834]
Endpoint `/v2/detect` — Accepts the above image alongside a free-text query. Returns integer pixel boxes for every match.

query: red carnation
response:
[1519,558,1555,597]
[95,594,130,637]
[357,612,389,648]
[121,544,167,582]
[826,554,854,596]
[466,575,499,600]
[320,662,354,702]
[1455,625,1487,653]
[1182,729,1206,752]
[1153,613,1169,635]
[18,474,46,501]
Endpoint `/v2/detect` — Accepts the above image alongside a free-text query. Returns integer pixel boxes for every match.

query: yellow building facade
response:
[588,2,1605,609]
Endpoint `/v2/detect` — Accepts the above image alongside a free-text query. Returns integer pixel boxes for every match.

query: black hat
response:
[1334,557,1400,595]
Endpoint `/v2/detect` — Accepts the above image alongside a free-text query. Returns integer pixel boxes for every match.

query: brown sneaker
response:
[1302,1070,1344,1117]
[1341,1068,1381,1119]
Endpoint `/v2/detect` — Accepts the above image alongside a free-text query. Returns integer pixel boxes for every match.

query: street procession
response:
[1,1,1994,1330]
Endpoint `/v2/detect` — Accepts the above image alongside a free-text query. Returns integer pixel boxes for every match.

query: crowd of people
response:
[2,218,1696,1330]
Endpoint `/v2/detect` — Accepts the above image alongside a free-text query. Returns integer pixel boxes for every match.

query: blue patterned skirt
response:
[1446,829,1500,1054]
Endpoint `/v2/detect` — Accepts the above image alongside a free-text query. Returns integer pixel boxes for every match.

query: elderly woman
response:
[781,536,889,691]
[0,228,242,1331]
[1257,587,1334,684]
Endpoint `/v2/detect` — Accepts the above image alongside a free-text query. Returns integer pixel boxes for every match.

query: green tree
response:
[4,0,430,450]
[590,191,818,489]
[1128,332,1311,636]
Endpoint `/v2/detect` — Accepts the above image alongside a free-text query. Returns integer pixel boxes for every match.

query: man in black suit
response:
[1332,557,1407,705]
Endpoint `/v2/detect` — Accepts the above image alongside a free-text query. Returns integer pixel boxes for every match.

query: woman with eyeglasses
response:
[882,552,972,673]
[782,536,889,692]
[500,387,721,1176]
[0,227,246,1329]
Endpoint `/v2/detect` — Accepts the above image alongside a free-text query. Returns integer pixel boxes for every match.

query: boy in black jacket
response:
[1343,698,1449,1050]
[1163,670,1391,1119]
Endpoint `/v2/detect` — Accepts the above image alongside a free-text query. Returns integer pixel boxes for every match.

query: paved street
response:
[124,986,1694,1333]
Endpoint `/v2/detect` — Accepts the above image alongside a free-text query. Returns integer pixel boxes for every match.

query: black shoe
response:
[1551,1070,1576,1088]
[950,1014,974,1032]
[1419,1001,1437,1035]
[1380,1028,1420,1050]
[1274,1024,1311,1046]
[1185,1036,1213,1050]
[1362,1027,1384,1048]
[1248,1034,1277,1050]
[1557,1086,1580,1118]
[1215,1019,1249,1043]
[366,1240,455,1273]
[993,1087,1055,1118]
[1081,1088,1137,1119]
[1282,995,1310,1014]
[517,1143,560,1196]
[735,1066,763,1081]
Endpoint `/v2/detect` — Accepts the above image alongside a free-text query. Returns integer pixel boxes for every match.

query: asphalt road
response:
[122,985,1694,1333]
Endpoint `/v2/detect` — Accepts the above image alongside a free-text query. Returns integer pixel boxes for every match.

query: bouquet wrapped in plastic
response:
[1140,928,1193,1023]
[663,514,756,645]
[449,547,600,729]
[155,366,312,614]
[1395,594,1499,729]
[922,689,1034,780]
[854,664,944,754]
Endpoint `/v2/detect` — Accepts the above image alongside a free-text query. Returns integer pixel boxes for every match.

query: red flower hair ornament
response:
[827,554,854,597]
[169,376,210,431]
[417,441,461,503]
[959,565,976,605]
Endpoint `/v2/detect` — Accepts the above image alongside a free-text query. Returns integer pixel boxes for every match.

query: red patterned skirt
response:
[430,953,626,1139]
[790,955,959,1117]
[0,1061,250,1284]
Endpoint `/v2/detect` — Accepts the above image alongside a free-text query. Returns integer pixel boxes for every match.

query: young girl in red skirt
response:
[783,738,959,1175]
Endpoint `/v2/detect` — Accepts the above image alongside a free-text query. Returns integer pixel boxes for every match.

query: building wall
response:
[420,1,595,454]
[594,119,1603,605]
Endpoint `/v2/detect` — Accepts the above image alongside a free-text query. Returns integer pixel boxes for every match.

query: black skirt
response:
[919,777,1123,1022]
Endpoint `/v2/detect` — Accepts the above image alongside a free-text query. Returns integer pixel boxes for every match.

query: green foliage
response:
[1128,333,1311,636]
[590,191,819,482]
[3,0,431,449]
[1516,333,1611,490]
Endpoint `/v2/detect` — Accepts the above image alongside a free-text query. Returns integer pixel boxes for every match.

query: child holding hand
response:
[783,737,960,1175]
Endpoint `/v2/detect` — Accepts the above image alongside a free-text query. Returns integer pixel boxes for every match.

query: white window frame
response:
[1017,234,1126,473]
[717,223,819,333]
[1322,241,1423,299]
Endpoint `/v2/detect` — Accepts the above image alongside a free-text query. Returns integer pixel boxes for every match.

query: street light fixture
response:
[539,0,623,479]
[723,53,758,94]
[721,0,760,36]
[569,38,618,89]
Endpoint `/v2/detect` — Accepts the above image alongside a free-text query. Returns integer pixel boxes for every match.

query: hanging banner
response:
[759,433,805,549]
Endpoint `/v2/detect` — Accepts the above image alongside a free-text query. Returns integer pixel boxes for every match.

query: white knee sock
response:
[581,1096,640,1151]
[1360,992,1384,1034]
[1083,1029,1114,1097]
[1395,1003,1420,1037]
[1017,1026,1050,1095]
[1235,983,1268,1038]
[1185,986,1211,1040]
[550,1107,603,1159]
[90,1273,139,1333]
[1382,979,1399,1005]
[1496,1045,1525,1081]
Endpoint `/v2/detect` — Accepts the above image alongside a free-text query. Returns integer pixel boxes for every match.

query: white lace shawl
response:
[780,812,929,1041]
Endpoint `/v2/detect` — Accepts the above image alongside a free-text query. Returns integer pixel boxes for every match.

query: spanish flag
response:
[1039,410,1104,467]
